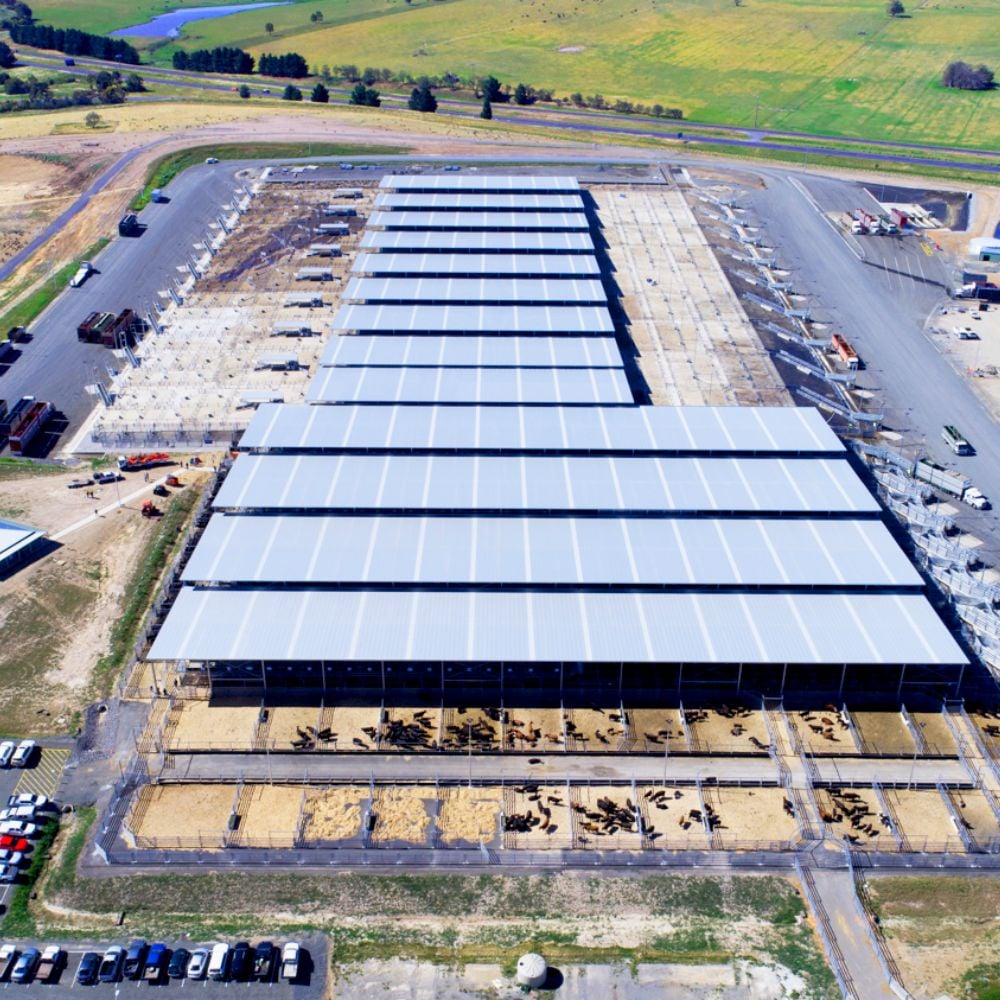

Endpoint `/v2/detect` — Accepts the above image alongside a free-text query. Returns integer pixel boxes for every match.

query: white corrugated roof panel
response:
[184,514,922,588]
[239,404,844,454]
[149,589,965,665]
[214,455,878,513]
[305,366,633,405]
[369,211,589,231]
[320,336,623,368]
[359,231,594,253]
[331,304,614,334]
[374,193,583,211]
[342,277,607,304]
[380,174,581,192]
[352,253,601,277]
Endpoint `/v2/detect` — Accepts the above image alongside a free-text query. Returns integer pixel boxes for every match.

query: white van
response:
[208,943,229,981]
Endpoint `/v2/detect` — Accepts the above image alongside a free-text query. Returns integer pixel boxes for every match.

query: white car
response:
[280,942,300,981]
[0,850,23,867]
[11,740,35,768]
[187,948,210,980]
[0,742,13,768]
[7,793,47,810]
[0,807,36,822]
[0,821,36,837]
[205,156,219,164]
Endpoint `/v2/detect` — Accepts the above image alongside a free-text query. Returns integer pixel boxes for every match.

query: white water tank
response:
[516,953,547,988]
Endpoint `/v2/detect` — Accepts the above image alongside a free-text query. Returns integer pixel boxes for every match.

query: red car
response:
[0,835,29,853]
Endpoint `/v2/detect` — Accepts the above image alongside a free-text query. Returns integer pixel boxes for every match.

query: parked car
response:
[187,948,210,980]
[11,741,36,768]
[0,807,36,822]
[167,946,190,979]
[76,951,101,985]
[208,942,230,981]
[11,947,40,984]
[0,836,29,853]
[0,944,16,981]
[142,943,168,983]
[230,941,252,981]
[253,941,275,981]
[0,821,36,837]
[205,156,219,164]
[0,850,23,867]
[0,743,14,768]
[0,864,18,883]
[7,794,47,810]
[281,942,300,981]
[98,945,125,983]
[123,940,147,980]
[94,471,120,485]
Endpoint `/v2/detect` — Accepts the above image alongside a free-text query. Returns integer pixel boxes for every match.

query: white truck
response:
[69,261,94,288]
[915,459,990,509]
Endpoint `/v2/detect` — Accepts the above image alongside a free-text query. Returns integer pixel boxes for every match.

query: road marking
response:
[920,241,933,256]
[13,748,70,799]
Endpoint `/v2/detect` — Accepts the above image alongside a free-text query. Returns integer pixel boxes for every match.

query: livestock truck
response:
[8,399,53,454]
[914,459,988,508]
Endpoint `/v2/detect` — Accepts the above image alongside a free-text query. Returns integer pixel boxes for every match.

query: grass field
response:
[25,0,998,149]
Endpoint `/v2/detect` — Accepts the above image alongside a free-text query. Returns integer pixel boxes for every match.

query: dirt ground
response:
[570,785,643,850]
[908,711,958,755]
[264,706,325,751]
[627,708,689,751]
[705,787,800,847]
[369,786,434,846]
[884,789,965,852]
[685,706,771,754]
[130,783,232,847]
[504,784,572,848]
[0,465,205,735]
[851,711,917,756]
[505,708,564,751]
[945,788,999,847]
[563,707,628,751]
[787,708,858,755]
[166,700,255,751]
[440,707,504,751]
[815,787,893,849]
[436,786,502,846]
[302,785,368,843]
[324,705,381,750]
[967,707,1000,758]
[237,784,303,847]
[638,785,712,850]
[380,707,441,752]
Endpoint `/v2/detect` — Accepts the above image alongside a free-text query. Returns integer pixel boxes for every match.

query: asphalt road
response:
[0,162,249,451]
[742,172,1000,556]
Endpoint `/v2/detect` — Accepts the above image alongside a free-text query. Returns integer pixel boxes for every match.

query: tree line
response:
[172,47,308,78]
[0,66,143,114]
[8,20,139,64]
[942,60,994,91]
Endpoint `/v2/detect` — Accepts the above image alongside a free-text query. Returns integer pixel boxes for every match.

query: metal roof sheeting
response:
[359,231,594,253]
[331,304,614,334]
[214,454,878,514]
[369,212,590,231]
[149,589,965,665]
[342,277,606,305]
[374,193,583,211]
[184,514,923,589]
[305,366,633,405]
[239,404,844,455]
[352,254,601,278]
[379,175,581,192]
[320,336,623,369]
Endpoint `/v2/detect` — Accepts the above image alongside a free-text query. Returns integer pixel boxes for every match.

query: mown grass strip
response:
[0,458,65,482]
[130,141,409,210]
[3,818,59,936]
[90,488,198,698]
[0,237,110,336]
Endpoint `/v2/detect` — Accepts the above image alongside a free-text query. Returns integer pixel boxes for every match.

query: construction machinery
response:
[118,452,171,472]
[141,501,161,518]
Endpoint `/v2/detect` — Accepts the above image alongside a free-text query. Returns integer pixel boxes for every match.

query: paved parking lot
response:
[0,940,323,995]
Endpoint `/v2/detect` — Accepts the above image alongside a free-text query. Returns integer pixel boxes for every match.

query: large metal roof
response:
[306,365,633,406]
[342,277,606,305]
[149,588,965,666]
[352,253,601,277]
[214,454,878,514]
[320,336,623,369]
[331,304,614,334]
[185,514,922,589]
[239,404,844,455]
[374,193,583,212]
[380,174,581,192]
[359,231,594,253]
[368,212,590,231]
[0,518,44,568]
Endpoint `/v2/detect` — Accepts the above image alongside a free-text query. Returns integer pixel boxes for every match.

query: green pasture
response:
[20,0,999,148]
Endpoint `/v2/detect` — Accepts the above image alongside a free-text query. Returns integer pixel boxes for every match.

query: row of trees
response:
[942,60,994,91]
[172,46,253,74]
[349,82,380,107]
[569,92,683,118]
[0,67,141,113]
[8,21,139,64]
[276,82,329,102]
[257,51,309,78]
